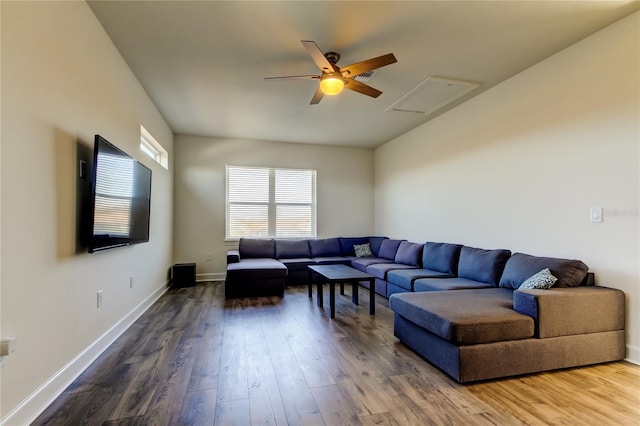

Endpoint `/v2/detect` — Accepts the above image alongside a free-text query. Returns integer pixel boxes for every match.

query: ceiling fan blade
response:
[340,53,397,78]
[301,40,339,73]
[264,75,319,80]
[344,79,383,98]
[310,85,325,105]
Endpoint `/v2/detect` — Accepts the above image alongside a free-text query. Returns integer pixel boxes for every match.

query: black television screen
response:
[88,135,152,253]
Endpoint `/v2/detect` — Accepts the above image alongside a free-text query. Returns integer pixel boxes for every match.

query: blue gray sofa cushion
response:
[351,257,395,272]
[458,246,512,286]
[366,263,416,280]
[368,236,388,257]
[226,258,287,279]
[339,237,370,256]
[499,253,589,289]
[394,241,423,267]
[422,242,463,274]
[275,239,310,259]
[386,268,452,291]
[239,238,275,259]
[309,238,341,257]
[413,277,495,292]
[378,239,404,260]
[389,288,534,345]
[313,256,352,265]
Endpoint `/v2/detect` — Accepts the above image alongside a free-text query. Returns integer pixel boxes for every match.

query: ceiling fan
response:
[265,40,397,105]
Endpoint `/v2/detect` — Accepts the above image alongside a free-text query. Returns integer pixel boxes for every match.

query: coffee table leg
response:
[352,281,358,305]
[330,282,335,319]
[317,280,323,308]
[340,282,344,295]
[369,278,375,315]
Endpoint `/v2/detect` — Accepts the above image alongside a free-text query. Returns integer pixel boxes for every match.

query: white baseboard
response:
[196,272,225,282]
[1,282,169,426]
[626,344,640,365]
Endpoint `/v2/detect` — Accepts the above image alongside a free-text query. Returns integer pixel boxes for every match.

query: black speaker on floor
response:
[172,263,196,288]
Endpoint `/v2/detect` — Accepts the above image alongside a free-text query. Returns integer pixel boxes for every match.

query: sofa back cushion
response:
[368,236,388,257]
[378,239,404,260]
[422,242,463,274]
[275,239,310,259]
[309,238,341,257]
[339,237,370,256]
[458,246,512,286]
[394,241,423,267]
[499,253,589,289]
[239,238,275,259]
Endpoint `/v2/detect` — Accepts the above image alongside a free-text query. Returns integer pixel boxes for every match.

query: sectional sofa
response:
[388,246,625,382]
[225,237,626,382]
[226,236,403,297]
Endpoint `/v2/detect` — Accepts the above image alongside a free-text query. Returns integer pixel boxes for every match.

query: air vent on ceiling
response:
[353,70,375,82]
[386,76,479,115]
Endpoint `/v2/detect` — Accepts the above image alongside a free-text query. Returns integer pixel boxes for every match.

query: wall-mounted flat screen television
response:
[88,135,152,253]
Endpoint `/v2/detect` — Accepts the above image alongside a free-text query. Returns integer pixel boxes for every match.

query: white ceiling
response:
[88,1,639,148]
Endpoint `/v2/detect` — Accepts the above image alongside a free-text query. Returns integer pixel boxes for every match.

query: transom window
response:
[226,165,317,239]
[140,125,168,169]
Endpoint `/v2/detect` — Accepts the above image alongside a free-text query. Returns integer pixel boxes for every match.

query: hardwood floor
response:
[34,282,640,425]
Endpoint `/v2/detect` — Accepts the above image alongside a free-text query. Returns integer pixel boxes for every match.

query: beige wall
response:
[1,2,173,423]
[375,12,639,363]
[173,135,374,278]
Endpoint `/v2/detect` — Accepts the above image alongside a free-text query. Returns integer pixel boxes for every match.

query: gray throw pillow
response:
[354,243,372,257]
[519,268,558,290]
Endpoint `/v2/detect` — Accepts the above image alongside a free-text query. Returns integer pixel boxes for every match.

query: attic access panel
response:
[386,76,479,115]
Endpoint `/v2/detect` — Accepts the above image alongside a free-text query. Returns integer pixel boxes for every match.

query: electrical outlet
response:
[205,253,212,261]
[129,275,134,288]
[97,290,103,308]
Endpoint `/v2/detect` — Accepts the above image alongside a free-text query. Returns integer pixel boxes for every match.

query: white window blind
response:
[226,165,317,239]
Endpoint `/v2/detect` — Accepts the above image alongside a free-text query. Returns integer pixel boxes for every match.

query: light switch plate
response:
[590,207,603,223]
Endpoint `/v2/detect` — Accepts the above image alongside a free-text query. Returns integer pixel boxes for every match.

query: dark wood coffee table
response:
[308,264,375,319]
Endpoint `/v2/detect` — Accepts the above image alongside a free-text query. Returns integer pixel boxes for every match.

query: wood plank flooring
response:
[34,282,640,425]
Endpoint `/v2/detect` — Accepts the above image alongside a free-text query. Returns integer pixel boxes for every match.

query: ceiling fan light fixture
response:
[320,75,344,95]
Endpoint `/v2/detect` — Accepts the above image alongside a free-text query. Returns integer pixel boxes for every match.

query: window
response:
[140,125,168,169]
[94,152,134,237]
[226,165,317,239]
